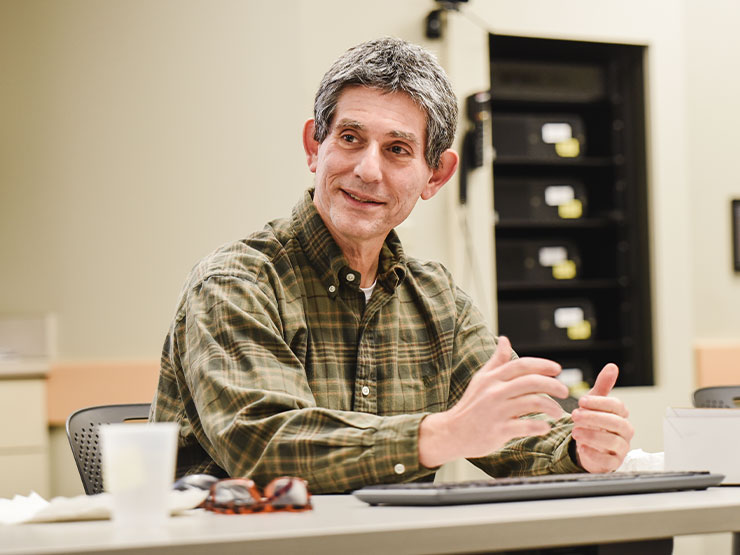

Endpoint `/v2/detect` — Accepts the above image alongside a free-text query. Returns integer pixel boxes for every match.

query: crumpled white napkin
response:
[0,489,208,525]
[617,448,665,472]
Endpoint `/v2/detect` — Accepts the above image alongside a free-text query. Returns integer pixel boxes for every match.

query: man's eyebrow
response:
[334,118,420,146]
[334,119,365,131]
[389,129,420,146]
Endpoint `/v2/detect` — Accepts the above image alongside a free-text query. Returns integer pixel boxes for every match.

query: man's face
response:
[305,86,444,252]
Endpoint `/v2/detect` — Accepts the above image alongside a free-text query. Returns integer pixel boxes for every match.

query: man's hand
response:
[418,336,569,468]
[570,364,634,473]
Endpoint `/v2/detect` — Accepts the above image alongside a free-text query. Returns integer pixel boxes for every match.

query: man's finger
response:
[482,336,513,372]
[491,356,562,382]
[572,409,634,439]
[575,443,621,474]
[588,363,619,397]
[577,395,630,418]
[492,336,513,364]
[503,393,566,421]
[498,373,569,401]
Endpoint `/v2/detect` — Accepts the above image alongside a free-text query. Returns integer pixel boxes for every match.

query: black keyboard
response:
[352,471,724,506]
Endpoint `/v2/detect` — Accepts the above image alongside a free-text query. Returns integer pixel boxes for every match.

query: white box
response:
[664,407,740,484]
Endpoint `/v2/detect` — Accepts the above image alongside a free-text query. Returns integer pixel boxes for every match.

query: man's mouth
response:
[343,190,383,205]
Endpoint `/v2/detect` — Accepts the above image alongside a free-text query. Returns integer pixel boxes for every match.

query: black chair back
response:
[693,386,740,408]
[65,403,151,495]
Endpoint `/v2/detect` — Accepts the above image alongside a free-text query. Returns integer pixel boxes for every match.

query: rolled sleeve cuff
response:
[549,435,585,474]
[370,412,431,483]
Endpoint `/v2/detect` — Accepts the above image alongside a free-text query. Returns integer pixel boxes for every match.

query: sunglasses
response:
[173,474,312,514]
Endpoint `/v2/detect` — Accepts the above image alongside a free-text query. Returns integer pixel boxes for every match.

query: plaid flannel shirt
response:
[151,189,581,493]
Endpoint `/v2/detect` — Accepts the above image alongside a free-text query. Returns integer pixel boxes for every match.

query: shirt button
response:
[346,273,355,282]
[328,285,336,293]
[361,385,370,396]
[394,463,405,475]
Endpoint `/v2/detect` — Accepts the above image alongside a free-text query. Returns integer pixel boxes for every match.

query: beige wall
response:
[686,0,740,341]
[1,2,739,549]
[0,0,445,360]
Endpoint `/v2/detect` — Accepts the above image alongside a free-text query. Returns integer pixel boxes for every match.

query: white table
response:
[3,488,740,554]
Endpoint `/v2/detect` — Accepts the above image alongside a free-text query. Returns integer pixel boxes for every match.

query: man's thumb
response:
[589,363,619,396]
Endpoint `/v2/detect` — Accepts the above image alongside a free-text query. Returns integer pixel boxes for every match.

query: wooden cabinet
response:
[0,373,50,498]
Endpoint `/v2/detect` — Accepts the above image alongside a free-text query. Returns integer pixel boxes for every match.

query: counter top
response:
[0,357,49,379]
[3,488,740,554]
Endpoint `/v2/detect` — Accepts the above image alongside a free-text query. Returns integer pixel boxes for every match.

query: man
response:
[151,37,633,494]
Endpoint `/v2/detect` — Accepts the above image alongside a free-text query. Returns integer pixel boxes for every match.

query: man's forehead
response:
[331,86,426,142]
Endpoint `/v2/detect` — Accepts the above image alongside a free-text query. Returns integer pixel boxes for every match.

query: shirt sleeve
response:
[447,286,584,477]
[174,273,436,493]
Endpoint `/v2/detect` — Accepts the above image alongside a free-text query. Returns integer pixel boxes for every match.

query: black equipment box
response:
[496,239,581,283]
[498,299,596,347]
[492,113,586,160]
[491,60,606,103]
[494,177,588,222]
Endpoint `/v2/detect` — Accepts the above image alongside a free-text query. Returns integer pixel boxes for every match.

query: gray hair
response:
[313,37,458,169]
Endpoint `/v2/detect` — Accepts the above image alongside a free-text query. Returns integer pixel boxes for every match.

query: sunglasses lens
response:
[173,473,219,491]
[266,477,309,507]
[212,480,260,506]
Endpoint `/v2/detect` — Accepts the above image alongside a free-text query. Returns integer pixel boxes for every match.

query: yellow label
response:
[569,382,591,398]
[552,260,577,280]
[555,137,580,158]
[558,199,583,219]
[567,320,592,340]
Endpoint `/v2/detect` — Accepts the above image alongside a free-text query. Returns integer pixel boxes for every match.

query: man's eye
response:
[390,145,410,155]
[341,134,356,143]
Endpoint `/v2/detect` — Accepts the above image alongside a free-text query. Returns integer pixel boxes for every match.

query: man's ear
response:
[420,149,459,200]
[302,119,319,173]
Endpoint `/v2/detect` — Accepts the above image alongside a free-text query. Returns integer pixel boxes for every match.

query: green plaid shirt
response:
[152,189,580,493]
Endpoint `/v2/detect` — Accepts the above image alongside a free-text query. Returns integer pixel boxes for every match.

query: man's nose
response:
[354,143,382,183]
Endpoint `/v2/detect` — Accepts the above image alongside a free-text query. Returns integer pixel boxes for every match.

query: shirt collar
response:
[291,189,407,297]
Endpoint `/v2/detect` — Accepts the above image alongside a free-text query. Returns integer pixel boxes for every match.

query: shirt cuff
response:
[550,435,585,474]
[370,412,431,483]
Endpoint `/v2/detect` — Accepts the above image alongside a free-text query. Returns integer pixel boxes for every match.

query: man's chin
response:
[331,219,387,245]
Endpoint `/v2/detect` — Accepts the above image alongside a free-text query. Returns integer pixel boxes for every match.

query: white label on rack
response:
[542,122,572,144]
[559,367,585,386]
[554,306,584,329]
[538,246,567,267]
[544,185,575,206]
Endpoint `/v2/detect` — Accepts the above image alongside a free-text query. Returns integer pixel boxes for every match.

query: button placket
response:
[354,326,376,414]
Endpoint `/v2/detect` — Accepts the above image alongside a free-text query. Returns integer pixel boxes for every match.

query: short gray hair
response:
[313,37,458,169]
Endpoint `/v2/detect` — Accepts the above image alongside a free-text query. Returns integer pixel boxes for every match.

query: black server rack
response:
[490,34,653,387]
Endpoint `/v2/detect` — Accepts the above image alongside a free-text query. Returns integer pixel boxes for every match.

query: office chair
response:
[65,403,151,495]
[692,386,740,408]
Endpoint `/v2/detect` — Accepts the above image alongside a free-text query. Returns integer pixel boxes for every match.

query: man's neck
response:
[337,238,381,288]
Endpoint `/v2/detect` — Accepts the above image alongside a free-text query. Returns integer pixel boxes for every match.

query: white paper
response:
[0,489,208,525]
[617,449,665,472]
[0,491,49,524]
[664,407,740,483]
[666,407,740,417]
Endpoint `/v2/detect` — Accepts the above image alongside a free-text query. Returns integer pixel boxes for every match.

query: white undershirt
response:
[360,280,377,303]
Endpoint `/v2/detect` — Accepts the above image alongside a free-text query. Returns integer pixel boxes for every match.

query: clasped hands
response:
[418,336,634,472]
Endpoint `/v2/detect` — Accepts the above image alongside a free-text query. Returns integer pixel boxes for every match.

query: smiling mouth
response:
[343,190,383,205]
